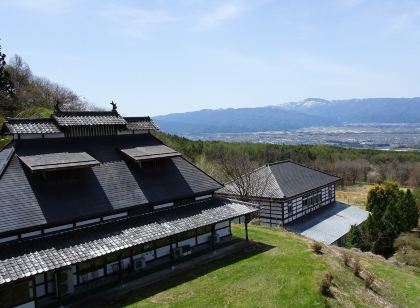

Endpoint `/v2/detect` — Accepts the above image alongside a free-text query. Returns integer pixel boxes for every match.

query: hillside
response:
[154,106,331,134]
[105,225,420,307]
[153,97,420,134]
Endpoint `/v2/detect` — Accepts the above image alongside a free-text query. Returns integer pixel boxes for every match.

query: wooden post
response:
[211,225,216,251]
[170,237,174,267]
[245,216,249,241]
[33,276,37,308]
[118,252,123,283]
[57,270,62,304]
[281,201,285,226]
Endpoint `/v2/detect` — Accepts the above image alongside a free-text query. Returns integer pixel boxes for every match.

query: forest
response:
[156,132,420,189]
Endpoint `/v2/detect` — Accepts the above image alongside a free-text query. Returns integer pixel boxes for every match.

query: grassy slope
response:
[110,225,419,308]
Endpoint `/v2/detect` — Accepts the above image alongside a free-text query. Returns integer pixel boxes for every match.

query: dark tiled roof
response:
[19,152,100,172]
[220,165,282,199]
[268,161,340,198]
[0,134,222,234]
[121,144,181,162]
[4,118,62,134]
[0,198,258,285]
[0,156,47,233]
[219,160,340,199]
[0,147,14,177]
[53,111,127,126]
[125,117,159,130]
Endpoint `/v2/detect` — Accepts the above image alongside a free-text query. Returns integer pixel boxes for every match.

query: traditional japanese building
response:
[0,104,257,307]
[217,161,368,245]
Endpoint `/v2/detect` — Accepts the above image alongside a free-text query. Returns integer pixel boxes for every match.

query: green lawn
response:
[106,224,419,308]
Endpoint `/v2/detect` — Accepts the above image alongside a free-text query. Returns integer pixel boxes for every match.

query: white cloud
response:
[197,3,243,30]
[100,6,177,38]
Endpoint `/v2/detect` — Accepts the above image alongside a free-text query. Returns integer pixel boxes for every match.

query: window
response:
[303,198,308,207]
[287,205,293,214]
[142,159,167,170]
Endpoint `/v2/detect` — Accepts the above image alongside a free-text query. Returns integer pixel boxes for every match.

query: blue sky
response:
[1,0,420,116]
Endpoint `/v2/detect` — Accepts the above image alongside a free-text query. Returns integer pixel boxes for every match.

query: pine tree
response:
[346,225,362,248]
[366,185,385,212]
[401,190,419,231]
[358,182,412,256]
[382,201,402,238]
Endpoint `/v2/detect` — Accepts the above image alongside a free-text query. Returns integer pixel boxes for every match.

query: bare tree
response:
[219,151,273,201]
[407,163,420,188]
[5,55,87,113]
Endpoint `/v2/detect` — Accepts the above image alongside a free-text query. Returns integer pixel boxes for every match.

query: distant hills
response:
[153,98,420,134]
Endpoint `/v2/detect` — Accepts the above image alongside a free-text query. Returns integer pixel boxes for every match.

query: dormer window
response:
[120,144,181,171]
[141,159,167,170]
[120,144,181,162]
[18,152,99,173]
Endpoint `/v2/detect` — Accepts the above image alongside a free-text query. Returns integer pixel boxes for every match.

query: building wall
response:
[251,184,336,227]
[0,219,233,307]
[283,184,336,224]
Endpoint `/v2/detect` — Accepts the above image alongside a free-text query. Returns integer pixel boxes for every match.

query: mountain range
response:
[153,98,420,134]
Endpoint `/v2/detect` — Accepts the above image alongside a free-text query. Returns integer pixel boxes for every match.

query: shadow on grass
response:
[105,241,274,307]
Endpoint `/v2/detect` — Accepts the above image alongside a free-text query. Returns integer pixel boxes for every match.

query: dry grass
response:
[336,184,373,209]
[364,272,375,289]
[310,241,323,254]
[342,252,352,267]
[353,259,362,277]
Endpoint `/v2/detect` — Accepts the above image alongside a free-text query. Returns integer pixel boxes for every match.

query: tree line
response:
[156,132,420,189]
[0,42,90,121]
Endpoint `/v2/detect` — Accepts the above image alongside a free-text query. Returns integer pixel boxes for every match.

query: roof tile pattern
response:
[0,198,257,285]
[220,166,282,199]
[125,117,159,130]
[0,147,14,177]
[0,134,222,234]
[0,157,47,233]
[269,161,340,198]
[4,119,62,134]
[53,111,127,126]
[219,161,340,199]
